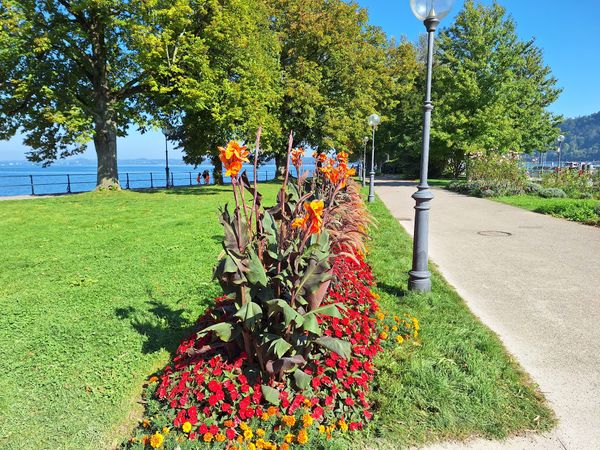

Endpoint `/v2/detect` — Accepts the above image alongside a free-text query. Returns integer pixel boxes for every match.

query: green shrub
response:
[525,182,542,194]
[539,188,567,198]
[541,169,598,199]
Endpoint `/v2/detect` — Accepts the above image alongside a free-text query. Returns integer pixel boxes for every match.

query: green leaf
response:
[315,336,351,359]
[302,313,321,335]
[309,303,342,319]
[246,250,268,287]
[223,255,238,273]
[265,299,304,327]
[261,385,280,406]
[293,369,312,390]
[269,338,292,358]
[234,301,262,327]
[197,322,234,342]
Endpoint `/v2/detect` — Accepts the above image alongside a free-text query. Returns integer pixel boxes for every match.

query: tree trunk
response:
[94,120,119,189]
[211,153,224,185]
[275,152,286,179]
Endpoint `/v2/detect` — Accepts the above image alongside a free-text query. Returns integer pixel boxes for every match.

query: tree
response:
[267,0,396,174]
[432,0,562,177]
[0,0,279,188]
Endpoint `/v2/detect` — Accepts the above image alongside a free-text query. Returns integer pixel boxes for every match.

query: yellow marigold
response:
[301,414,313,428]
[284,433,294,443]
[261,412,270,420]
[203,432,214,442]
[282,415,296,427]
[376,312,385,321]
[318,425,326,433]
[256,438,266,449]
[297,429,309,445]
[161,427,170,434]
[149,433,164,449]
[240,422,249,431]
[248,443,257,450]
[384,325,389,331]
[303,399,312,407]
[338,420,348,432]
[392,326,398,331]
[236,435,244,443]
[182,421,192,433]
[216,433,226,442]
[372,291,380,300]
[413,317,420,331]
[244,428,254,440]
[256,428,265,438]
[394,315,400,322]
[379,331,388,340]
[396,335,404,344]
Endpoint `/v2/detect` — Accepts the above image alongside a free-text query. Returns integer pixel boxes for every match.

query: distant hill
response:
[561,111,600,161]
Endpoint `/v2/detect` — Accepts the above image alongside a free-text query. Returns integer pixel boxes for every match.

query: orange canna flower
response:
[291,147,305,167]
[304,199,325,234]
[336,151,349,165]
[218,141,249,177]
[312,151,328,164]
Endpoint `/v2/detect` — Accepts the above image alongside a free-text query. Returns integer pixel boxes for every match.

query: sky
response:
[1,0,599,162]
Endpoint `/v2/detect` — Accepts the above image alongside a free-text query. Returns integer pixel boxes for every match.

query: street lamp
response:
[557,135,565,169]
[362,136,369,187]
[408,0,454,293]
[367,113,380,202]
[161,127,173,188]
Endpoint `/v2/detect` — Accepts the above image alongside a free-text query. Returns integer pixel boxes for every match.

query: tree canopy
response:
[560,111,600,162]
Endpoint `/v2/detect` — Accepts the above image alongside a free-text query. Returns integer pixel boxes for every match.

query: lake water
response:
[0,162,317,196]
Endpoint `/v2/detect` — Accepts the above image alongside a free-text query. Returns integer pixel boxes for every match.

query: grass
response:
[494,195,600,226]
[359,197,555,448]
[0,185,554,449]
[0,185,281,450]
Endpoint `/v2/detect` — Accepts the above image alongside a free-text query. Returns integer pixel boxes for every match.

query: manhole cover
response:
[477,230,512,237]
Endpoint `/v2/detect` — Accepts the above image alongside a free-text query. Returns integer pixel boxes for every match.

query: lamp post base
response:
[408,269,431,292]
[368,171,375,202]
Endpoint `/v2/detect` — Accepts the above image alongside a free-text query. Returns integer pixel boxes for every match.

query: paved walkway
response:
[375,180,600,450]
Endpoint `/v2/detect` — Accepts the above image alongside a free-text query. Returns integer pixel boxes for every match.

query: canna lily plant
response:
[197,129,362,402]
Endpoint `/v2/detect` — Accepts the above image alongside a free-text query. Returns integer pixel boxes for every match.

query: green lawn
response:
[0,186,554,449]
[494,195,600,226]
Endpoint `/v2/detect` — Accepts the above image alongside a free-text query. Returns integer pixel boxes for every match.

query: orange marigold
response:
[203,432,214,442]
[297,429,309,445]
[267,406,278,416]
[149,433,164,448]
[218,140,249,177]
[282,415,296,427]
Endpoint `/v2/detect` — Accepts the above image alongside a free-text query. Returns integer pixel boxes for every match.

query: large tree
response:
[0,0,280,188]
[432,0,562,177]
[267,0,396,173]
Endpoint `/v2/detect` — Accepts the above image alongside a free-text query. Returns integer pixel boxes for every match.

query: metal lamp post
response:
[557,134,565,169]
[367,114,380,202]
[362,136,369,187]
[408,0,454,293]
[161,127,173,188]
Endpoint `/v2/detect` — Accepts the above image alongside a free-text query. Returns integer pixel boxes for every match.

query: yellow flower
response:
[244,428,254,440]
[301,414,313,428]
[248,443,257,450]
[379,331,388,340]
[142,418,151,428]
[215,433,226,442]
[282,415,296,427]
[149,433,164,448]
[372,292,380,300]
[376,312,385,321]
[240,422,249,431]
[182,421,192,433]
[412,317,420,331]
[396,335,404,344]
[392,326,398,332]
[394,315,400,322]
[338,420,348,432]
[318,425,326,433]
[303,399,312,407]
[161,427,170,435]
[279,444,290,450]
[256,438,267,449]
[261,412,270,421]
[256,428,265,438]
[384,325,389,331]
[297,429,309,445]
[203,432,214,442]
[284,433,294,443]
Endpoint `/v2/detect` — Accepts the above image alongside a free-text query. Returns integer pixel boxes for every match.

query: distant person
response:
[202,170,210,185]
[196,172,202,184]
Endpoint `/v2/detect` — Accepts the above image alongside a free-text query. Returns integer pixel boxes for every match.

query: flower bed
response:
[125,132,418,449]
[127,248,417,449]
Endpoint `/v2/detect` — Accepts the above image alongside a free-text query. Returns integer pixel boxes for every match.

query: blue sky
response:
[1,0,599,161]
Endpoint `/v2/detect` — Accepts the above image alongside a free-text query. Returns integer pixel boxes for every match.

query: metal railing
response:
[0,170,276,197]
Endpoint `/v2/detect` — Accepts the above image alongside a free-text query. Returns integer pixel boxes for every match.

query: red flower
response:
[226,428,236,440]
[345,397,355,407]
[207,380,222,393]
[221,402,232,413]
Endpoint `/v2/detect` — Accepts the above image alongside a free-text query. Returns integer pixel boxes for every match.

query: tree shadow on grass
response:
[133,186,226,196]
[116,299,196,356]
